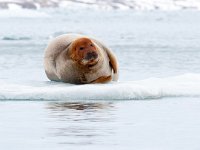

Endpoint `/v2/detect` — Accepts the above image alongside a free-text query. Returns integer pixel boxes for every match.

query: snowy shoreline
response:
[0,0,200,11]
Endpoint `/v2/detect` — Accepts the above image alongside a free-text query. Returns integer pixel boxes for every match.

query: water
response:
[1,10,200,82]
[1,99,200,150]
[1,9,200,149]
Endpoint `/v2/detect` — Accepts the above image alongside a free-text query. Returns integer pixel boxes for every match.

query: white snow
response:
[1,0,200,10]
[1,73,200,100]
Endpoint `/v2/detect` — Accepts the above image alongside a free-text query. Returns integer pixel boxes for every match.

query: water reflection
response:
[46,102,116,146]
[47,102,112,111]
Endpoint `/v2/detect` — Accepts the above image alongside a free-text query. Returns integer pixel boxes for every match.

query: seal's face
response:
[70,38,100,67]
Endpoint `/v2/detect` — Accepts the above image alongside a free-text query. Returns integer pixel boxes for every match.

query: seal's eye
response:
[79,47,84,50]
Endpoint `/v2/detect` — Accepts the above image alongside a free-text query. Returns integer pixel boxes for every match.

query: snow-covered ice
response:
[1,73,200,100]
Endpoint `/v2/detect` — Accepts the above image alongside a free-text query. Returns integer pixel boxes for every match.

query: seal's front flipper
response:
[91,76,112,84]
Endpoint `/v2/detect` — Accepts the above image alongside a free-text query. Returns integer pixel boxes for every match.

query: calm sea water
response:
[1,10,200,82]
[0,9,200,149]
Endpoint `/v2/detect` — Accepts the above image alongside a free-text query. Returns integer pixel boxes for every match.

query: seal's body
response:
[44,34,118,84]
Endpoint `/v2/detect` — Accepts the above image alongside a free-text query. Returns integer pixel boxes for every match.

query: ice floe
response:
[1,73,200,101]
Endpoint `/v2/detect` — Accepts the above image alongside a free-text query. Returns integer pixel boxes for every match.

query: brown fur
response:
[91,75,112,83]
[69,38,99,67]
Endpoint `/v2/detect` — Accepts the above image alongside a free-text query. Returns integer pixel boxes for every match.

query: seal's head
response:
[69,37,100,68]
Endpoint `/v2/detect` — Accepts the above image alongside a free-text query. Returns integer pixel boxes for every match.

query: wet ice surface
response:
[1,9,200,149]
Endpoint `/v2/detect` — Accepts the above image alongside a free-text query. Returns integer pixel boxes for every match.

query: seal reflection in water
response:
[47,102,113,111]
[44,34,118,84]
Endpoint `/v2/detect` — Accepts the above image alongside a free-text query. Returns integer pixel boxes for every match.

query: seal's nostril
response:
[86,52,98,60]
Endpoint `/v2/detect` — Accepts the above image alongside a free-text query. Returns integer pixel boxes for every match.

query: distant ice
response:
[0,8,50,18]
[1,73,200,101]
[2,36,31,40]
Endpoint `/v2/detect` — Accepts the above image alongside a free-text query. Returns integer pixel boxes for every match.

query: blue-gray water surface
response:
[0,9,200,150]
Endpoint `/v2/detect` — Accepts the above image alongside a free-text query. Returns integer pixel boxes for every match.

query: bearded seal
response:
[44,34,118,84]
